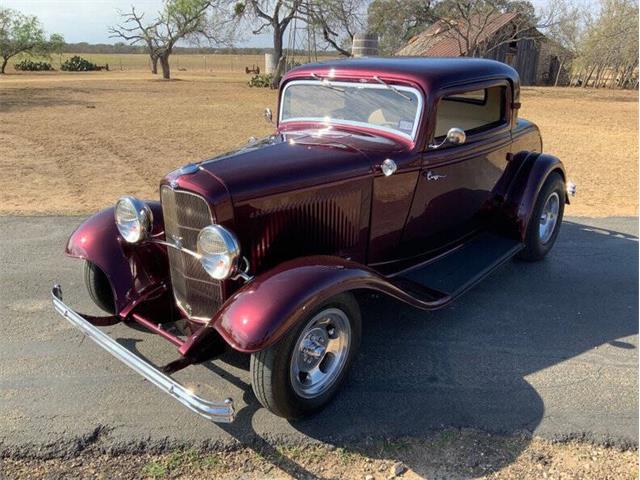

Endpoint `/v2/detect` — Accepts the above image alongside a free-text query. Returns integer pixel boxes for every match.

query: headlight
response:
[197,225,240,280]
[114,196,153,243]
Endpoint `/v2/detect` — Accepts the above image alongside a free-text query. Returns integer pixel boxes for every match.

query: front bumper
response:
[51,285,235,423]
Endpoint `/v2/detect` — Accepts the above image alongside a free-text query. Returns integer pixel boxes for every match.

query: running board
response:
[397,232,523,306]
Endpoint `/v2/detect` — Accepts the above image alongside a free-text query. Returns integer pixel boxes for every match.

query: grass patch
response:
[140,461,168,478]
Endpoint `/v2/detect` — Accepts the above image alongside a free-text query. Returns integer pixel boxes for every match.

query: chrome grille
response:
[161,186,222,320]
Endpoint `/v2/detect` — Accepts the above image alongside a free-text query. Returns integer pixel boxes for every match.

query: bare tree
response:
[575,0,638,88]
[423,0,556,59]
[110,7,161,74]
[543,0,582,86]
[302,0,367,57]
[236,0,304,87]
[110,0,231,79]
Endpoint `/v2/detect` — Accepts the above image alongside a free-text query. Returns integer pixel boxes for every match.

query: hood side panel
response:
[234,176,372,273]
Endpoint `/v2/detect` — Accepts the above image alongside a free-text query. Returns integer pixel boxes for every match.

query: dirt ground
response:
[2,430,637,480]
[0,70,637,216]
[0,69,638,480]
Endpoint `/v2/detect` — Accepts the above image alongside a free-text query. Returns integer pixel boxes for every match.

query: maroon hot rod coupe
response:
[52,58,575,422]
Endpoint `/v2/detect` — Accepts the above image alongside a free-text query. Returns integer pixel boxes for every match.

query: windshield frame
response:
[278,79,425,142]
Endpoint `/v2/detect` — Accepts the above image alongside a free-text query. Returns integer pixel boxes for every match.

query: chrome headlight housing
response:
[114,196,153,243]
[197,225,241,280]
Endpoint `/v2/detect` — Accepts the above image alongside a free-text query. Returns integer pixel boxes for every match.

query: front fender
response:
[213,256,378,352]
[183,256,444,354]
[65,202,168,314]
[502,152,566,240]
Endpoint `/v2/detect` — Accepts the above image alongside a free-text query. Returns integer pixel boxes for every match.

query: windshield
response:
[279,80,423,141]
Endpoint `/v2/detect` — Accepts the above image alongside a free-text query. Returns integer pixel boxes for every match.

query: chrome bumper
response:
[51,285,235,423]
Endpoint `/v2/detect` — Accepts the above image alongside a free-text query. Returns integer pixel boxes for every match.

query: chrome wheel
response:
[290,308,351,399]
[539,192,560,244]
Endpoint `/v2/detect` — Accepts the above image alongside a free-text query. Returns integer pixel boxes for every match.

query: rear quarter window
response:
[434,85,506,138]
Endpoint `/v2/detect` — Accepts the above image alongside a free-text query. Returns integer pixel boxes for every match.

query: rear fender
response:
[500,152,566,241]
[187,256,445,354]
[65,203,169,314]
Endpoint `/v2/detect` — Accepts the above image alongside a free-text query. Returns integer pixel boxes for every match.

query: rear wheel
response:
[518,172,565,261]
[250,293,361,419]
[84,261,115,314]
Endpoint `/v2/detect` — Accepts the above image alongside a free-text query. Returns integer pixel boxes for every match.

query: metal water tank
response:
[352,33,379,57]
[264,53,276,74]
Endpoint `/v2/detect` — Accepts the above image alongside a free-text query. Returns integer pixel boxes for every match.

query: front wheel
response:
[84,261,115,314]
[250,293,361,419]
[518,172,565,261]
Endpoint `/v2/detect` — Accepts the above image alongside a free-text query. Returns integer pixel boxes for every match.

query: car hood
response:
[197,129,406,203]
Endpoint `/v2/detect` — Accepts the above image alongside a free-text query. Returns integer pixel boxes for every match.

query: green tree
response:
[367,0,433,54]
[0,8,64,74]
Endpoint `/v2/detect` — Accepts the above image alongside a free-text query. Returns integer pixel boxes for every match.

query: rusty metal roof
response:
[396,11,521,57]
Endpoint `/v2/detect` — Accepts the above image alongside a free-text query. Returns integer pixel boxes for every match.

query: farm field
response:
[0,68,637,216]
[9,52,268,73]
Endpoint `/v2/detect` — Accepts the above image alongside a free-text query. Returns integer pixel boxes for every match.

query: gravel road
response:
[0,216,637,460]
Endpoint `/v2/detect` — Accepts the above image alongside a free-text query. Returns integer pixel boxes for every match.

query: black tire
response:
[84,261,116,314]
[250,292,361,419]
[518,172,565,261]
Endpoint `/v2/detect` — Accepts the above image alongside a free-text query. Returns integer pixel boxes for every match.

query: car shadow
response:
[126,219,639,478]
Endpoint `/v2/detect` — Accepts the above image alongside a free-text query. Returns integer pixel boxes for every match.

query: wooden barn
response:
[396,12,571,86]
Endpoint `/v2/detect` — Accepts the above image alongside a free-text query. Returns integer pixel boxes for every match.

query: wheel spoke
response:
[306,365,326,385]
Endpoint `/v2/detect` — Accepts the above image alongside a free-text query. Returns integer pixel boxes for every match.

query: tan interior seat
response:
[368,108,398,127]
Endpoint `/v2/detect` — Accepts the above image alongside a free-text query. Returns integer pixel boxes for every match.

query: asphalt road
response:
[0,216,637,460]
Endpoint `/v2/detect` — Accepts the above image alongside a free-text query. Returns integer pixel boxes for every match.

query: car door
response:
[401,82,513,257]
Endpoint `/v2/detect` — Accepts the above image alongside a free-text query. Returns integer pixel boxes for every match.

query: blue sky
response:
[1,0,273,46]
[2,0,552,47]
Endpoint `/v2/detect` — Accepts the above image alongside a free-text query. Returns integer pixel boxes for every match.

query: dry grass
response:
[0,70,637,216]
[519,87,638,216]
[0,71,277,215]
[2,432,637,479]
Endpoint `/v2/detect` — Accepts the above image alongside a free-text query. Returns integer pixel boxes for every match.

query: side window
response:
[434,85,506,139]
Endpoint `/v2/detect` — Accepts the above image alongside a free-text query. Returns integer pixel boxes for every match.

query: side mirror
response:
[446,127,466,145]
[429,127,466,149]
[264,107,273,124]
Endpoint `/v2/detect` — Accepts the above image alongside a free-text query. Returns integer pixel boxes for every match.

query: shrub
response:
[248,73,273,88]
[60,56,99,72]
[14,59,54,71]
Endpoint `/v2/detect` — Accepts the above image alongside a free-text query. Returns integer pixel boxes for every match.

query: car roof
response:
[283,57,520,97]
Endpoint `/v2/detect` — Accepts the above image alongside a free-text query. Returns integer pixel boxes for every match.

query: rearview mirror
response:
[446,127,466,145]
[264,107,273,124]
[429,127,466,149]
